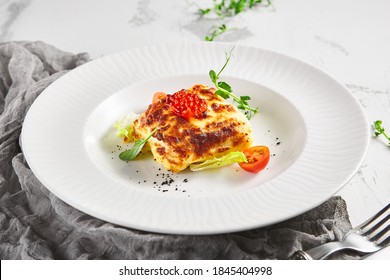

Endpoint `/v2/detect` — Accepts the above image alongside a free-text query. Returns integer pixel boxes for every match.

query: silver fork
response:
[290,201,390,260]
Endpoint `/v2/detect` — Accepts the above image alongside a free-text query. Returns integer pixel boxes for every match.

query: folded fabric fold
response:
[0,41,357,260]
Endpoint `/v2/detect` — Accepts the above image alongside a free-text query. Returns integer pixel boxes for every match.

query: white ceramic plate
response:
[21,43,369,234]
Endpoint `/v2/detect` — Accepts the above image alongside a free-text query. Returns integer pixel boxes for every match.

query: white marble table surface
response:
[1,0,389,229]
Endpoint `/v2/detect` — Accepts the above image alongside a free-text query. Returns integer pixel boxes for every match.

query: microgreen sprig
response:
[373,120,390,146]
[119,127,158,161]
[200,0,272,18]
[209,49,259,119]
[199,0,273,41]
[205,24,231,42]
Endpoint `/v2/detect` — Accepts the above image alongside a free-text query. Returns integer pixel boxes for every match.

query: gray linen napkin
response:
[0,41,356,260]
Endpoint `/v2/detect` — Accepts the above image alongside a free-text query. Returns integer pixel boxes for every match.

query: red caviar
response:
[166,89,207,119]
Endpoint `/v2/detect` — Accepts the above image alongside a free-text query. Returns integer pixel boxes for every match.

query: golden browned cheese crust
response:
[133,84,253,172]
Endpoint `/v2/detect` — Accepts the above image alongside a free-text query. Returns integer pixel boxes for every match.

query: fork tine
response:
[378,233,390,247]
[359,202,390,233]
[369,223,390,245]
[363,212,390,235]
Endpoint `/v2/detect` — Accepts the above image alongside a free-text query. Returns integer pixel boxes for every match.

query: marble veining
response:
[128,0,158,27]
[0,0,30,41]
[315,35,349,56]
[346,84,388,95]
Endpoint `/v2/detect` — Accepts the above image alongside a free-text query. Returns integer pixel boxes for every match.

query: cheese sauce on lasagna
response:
[133,84,253,172]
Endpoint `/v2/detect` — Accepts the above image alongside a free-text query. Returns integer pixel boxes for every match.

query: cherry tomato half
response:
[239,146,270,173]
[152,92,167,104]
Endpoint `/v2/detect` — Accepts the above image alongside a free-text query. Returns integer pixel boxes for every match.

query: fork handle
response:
[290,241,344,260]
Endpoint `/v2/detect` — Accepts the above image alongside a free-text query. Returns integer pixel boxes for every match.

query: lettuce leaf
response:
[113,112,139,141]
[189,151,247,171]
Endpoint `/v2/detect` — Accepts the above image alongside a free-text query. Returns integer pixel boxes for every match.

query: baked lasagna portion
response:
[133,84,253,172]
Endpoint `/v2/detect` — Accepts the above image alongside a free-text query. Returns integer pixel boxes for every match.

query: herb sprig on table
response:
[199,0,272,17]
[373,120,390,146]
[199,0,273,41]
[205,24,232,42]
[209,48,259,119]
